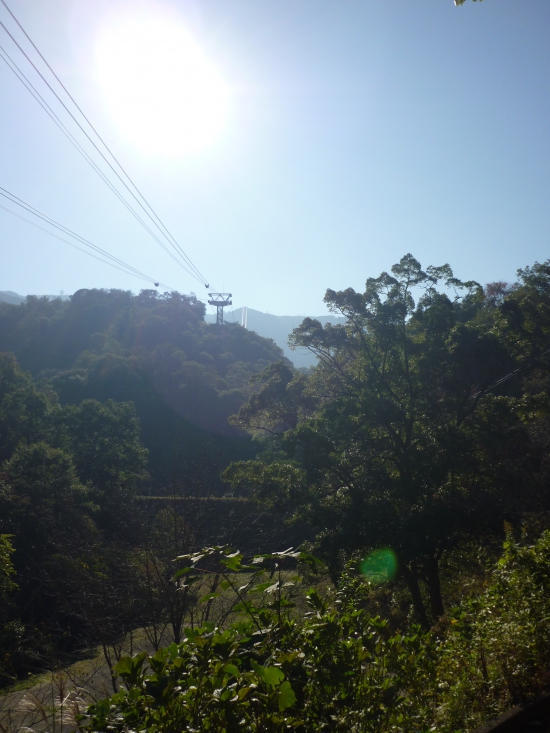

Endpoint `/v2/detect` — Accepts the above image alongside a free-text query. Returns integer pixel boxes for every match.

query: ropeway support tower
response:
[208,292,233,325]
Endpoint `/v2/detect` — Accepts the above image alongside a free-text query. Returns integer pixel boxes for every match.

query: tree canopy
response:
[225,255,550,625]
[0,288,287,491]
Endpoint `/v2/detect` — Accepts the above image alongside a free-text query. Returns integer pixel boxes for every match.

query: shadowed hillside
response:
[0,289,288,491]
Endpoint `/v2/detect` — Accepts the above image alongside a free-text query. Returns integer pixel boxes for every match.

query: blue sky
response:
[1,0,549,316]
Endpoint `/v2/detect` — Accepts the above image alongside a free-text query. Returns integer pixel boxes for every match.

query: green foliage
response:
[2,259,550,724]
[0,535,16,600]
[0,441,91,562]
[226,254,535,624]
[436,530,550,731]
[84,547,438,733]
[0,351,154,681]
[0,340,290,685]
[0,288,287,490]
[0,536,38,685]
[0,352,54,464]
[83,533,550,733]
[59,399,147,493]
[230,361,318,438]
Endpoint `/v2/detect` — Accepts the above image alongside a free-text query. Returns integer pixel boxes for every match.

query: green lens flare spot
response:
[359,548,397,585]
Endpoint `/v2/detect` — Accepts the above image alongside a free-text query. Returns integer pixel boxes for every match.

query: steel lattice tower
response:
[208,292,233,325]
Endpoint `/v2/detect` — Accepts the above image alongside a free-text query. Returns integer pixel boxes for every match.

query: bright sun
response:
[95,15,229,157]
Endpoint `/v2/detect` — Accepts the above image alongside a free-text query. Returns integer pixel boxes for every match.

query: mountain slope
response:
[0,289,288,492]
[0,291,25,305]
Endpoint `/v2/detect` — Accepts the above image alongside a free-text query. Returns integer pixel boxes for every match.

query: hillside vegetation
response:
[1,255,550,732]
[0,288,286,491]
[0,289,291,687]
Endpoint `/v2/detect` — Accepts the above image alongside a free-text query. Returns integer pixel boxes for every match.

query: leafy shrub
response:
[84,548,437,732]
[83,533,550,733]
[436,529,550,731]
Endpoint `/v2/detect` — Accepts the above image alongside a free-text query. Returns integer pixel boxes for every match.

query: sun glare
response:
[95,15,229,157]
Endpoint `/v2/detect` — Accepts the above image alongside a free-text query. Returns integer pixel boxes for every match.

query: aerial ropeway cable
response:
[0,0,214,290]
[0,44,200,282]
[0,0,208,286]
[0,186,173,290]
[0,20,207,285]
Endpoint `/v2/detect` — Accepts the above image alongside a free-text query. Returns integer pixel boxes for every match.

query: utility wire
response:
[0,0,209,285]
[0,43,199,282]
[0,8,210,286]
[470,345,550,400]
[0,186,165,284]
[0,189,172,289]
[0,202,172,288]
[0,25,203,284]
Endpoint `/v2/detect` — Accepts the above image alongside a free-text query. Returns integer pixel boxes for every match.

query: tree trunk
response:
[424,556,445,619]
[102,643,118,693]
[401,565,429,630]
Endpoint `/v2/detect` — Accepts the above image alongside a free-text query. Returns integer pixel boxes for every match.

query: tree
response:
[230,361,318,438]
[0,535,16,617]
[0,352,54,464]
[0,440,100,656]
[0,534,19,683]
[491,261,550,512]
[48,546,153,693]
[225,255,534,626]
[59,399,148,498]
[50,398,149,540]
[0,442,93,570]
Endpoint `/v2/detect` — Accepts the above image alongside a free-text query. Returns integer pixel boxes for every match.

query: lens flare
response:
[359,548,397,585]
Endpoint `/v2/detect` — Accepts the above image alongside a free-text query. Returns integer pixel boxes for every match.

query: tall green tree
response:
[0,352,54,463]
[59,400,148,493]
[52,399,148,538]
[225,255,536,626]
[0,442,93,568]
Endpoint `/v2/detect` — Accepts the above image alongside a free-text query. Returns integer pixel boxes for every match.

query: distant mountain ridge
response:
[0,291,70,305]
[0,291,26,305]
[205,307,345,368]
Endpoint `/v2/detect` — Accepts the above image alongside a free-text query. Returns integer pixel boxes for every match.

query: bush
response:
[83,533,550,733]
[84,548,437,732]
[436,529,550,731]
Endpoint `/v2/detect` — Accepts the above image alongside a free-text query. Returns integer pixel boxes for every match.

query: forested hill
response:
[0,291,344,368]
[0,288,287,491]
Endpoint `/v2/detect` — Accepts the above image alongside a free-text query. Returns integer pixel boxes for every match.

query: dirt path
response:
[0,630,160,733]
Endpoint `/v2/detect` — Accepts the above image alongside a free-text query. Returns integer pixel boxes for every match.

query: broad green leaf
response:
[278,680,297,711]
[224,663,240,677]
[251,659,285,687]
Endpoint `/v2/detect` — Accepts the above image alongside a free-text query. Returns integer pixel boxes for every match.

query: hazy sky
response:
[1,0,549,316]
